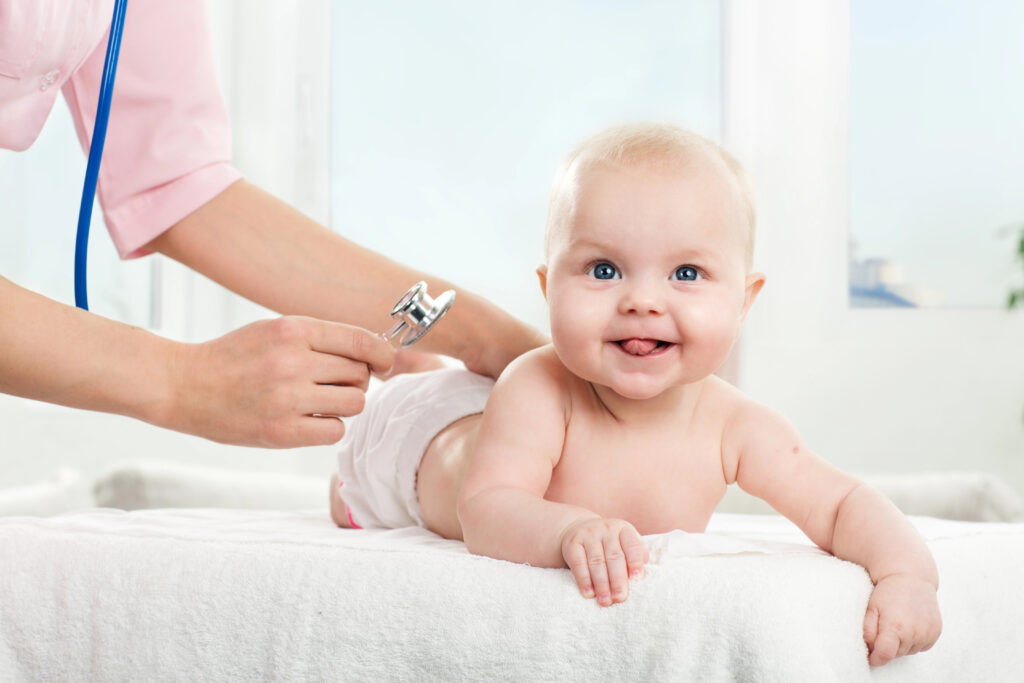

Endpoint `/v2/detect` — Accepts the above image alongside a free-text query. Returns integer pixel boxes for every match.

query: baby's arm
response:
[724,402,941,666]
[457,350,647,606]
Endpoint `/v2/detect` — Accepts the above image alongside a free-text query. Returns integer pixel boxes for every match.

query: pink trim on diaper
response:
[346,506,362,530]
[338,479,362,529]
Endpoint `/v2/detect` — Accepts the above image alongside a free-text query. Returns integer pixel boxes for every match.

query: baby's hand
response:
[559,517,648,607]
[863,573,942,666]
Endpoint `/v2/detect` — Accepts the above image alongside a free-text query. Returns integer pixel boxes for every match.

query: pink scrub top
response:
[0,0,242,258]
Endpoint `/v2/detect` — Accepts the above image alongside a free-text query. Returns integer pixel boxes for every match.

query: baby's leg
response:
[416,413,484,541]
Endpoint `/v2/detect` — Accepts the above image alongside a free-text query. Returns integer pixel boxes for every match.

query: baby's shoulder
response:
[697,375,757,419]
[499,344,574,386]
[705,377,793,437]
[491,344,575,402]
[710,379,804,482]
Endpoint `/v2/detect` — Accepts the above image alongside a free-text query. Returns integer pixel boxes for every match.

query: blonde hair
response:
[544,123,756,270]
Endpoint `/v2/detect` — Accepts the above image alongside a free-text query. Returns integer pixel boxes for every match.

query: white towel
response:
[2,509,1022,681]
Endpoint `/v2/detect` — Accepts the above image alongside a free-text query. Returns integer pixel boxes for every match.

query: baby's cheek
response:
[679,307,742,360]
[549,295,600,347]
[549,314,582,356]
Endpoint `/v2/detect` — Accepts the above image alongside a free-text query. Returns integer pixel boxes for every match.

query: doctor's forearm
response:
[147,180,544,377]
[0,275,175,424]
[150,180,416,332]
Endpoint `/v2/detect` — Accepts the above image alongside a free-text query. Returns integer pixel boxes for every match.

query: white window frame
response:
[158,0,332,344]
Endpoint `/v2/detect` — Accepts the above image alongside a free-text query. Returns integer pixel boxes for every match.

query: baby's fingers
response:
[868,629,901,667]
[602,533,630,604]
[864,606,900,666]
[563,543,597,600]
[620,526,648,580]
[584,537,614,606]
[862,606,879,652]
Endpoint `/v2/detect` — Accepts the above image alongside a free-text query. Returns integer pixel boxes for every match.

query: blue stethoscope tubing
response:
[75,0,128,311]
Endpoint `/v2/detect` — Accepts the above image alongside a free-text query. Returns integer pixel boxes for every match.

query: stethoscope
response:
[75,0,127,312]
[75,0,454,347]
[381,281,456,348]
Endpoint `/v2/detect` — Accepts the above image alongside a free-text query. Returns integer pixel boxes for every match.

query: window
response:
[0,100,154,327]
[329,0,722,331]
[848,0,1024,308]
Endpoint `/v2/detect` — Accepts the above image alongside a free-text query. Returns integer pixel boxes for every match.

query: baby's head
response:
[544,123,756,271]
[537,123,765,400]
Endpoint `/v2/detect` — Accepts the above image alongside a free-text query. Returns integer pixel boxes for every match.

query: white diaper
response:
[336,368,494,529]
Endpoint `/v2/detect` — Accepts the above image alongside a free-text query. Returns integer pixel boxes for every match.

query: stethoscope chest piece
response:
[381,281,455,348]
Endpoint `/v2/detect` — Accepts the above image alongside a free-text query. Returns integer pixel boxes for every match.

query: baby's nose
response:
[618,281,665,315]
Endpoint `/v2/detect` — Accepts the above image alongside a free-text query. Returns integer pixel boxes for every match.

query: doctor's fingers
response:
[303,383,368,419]
[312,351,372,390]
[260,415,347,448]
[301,318,395,376]
[295,415,348,447]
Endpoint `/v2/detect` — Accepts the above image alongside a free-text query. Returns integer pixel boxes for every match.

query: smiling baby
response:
[330,123,941,667]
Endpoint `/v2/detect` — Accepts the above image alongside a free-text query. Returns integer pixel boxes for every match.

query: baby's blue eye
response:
[672,266,701,281]
[589,262,620,280]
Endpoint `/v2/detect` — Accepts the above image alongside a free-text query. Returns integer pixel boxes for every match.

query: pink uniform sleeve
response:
[62,0,243,259]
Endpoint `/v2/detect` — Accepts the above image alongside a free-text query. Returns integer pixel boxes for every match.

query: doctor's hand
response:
[165,316,394,448]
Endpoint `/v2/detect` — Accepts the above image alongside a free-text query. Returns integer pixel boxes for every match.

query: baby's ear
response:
[536,265,549,300]
[741,272,766,320]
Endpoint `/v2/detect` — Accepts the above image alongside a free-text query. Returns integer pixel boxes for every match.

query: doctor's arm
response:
[0,274,392,448]
[144,179,545,380]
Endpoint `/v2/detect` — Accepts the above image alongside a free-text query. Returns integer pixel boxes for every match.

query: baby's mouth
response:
[616,338,673,357]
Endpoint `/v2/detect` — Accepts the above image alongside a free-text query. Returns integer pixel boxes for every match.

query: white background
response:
[0,0,1021,498]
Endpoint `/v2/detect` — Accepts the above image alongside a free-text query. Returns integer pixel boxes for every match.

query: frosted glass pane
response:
[330,1,721,330]
[849,0,1024,308]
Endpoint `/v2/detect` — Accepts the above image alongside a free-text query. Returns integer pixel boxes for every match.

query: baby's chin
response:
[593,366,718,402]
[593,374,682,402]
[554,347,703,399]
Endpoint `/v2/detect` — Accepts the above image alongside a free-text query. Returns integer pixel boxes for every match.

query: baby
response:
[329,123,941,666]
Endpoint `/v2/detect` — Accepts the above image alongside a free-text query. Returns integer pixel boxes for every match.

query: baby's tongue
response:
[620,338,659,356]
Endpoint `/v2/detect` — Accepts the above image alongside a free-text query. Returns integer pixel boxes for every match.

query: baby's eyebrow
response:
[563,237,722,265]
[564,236,617,252]
[671,247,714,261]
